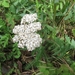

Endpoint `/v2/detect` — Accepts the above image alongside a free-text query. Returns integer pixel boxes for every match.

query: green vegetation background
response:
[0,0,75,75]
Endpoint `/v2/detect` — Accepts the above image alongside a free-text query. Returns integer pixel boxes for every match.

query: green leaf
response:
[2,0,9,7]
[0,1,2,5]
[0,18,7,33]
[65,35,71,44]
[71,39,75,48]
[64,11,72,20]
[0,18,6,28]
[13,43,21,59]
[9,5,16,13]
[0,34,9,48]
[46,25,54,31]
[60,2,63,9]
[72,29,75,37]
[71,62,75,71]
[39,66,49,75]
[56,12,63,16]
[5,13,15,27]
[54,0,60,3]
[14,49,21,58]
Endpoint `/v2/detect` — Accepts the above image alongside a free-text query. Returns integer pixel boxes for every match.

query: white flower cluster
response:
[21,13,37,24]
[12,13,42,51]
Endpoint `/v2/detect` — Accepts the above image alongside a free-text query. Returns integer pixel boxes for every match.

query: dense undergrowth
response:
[0,0,75,75]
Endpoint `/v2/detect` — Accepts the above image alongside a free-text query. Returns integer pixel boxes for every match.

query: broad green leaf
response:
[54,0,60,3]
[39,66,49,75]
[0,1,2,5]
[65,35,71,44]
[72,29,75,37]
[60,2,63,9]
[2,0,9,7]
[13,1,19,6]
[46,25,56,32]
[56,12,63,16]
[71,39,75,48]
[9,5,16,13]
[64,11,72,20]
[71,62,75,71]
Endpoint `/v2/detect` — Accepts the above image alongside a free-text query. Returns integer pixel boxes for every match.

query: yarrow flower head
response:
[12,13,42,51]
[21,13,37,24]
